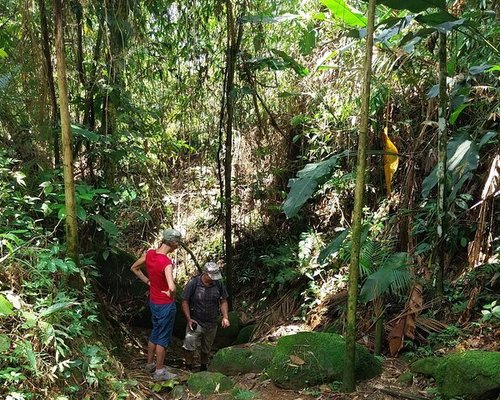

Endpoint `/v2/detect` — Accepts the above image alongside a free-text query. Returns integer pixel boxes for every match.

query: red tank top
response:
[145,249,174,304]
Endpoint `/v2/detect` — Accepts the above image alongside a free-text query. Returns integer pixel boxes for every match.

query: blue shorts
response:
[149,302,176,347]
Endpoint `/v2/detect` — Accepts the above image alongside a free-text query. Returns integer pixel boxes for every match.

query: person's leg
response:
[184,348,194,370]
[199,326,217,371]
[155,344,166,369]
[147,341,156,364]
[151,303,177,381]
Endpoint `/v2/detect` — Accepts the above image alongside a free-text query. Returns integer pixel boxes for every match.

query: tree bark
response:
[435,31,448,297]
[343,0,376,392]
[223,0,243,310]
[102,0,129,186]
[38,0,60,167]
[54,0,79,265]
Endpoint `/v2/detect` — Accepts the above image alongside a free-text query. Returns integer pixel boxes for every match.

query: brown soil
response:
[123,329,432,400]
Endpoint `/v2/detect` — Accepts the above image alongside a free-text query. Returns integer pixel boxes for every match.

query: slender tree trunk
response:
[343,0,376,392]
[38,0,60,167]
[435,32,448,297]
[435,33,448,296]
[103,0,129,186]
[75,1,85,87]
[223,0,243,310]
[54,0,79,264]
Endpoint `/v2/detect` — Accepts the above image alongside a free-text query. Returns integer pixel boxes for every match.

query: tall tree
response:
[102,0,130,186]
[37,0,60,166]
[222,0,243,308]
[54,0,79,263]
[342,0,376,392]
[434,30,448,297]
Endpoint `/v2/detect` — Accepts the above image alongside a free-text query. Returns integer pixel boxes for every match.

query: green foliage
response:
[232,387,258,400]
[359,252,412,302]
[481,300,500,322]
[321,0,367,27]
[283,151,348,218]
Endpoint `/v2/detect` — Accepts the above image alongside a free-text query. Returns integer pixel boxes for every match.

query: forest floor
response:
[122,327,434,400]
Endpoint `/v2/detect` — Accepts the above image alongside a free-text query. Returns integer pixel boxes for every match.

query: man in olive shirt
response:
[182,262,230,371]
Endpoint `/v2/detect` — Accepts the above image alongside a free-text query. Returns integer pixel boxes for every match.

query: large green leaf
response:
[39,301,77,318]
[71,124,100,142]
[321,0,367,27]
[421,133,479,198]
[360,252,410,303]
[0,294,13,316]
[374,0,446,12]
[271,49,309,77]
[91,215,119,236]
[416,12,464,33]
[283,151,347,218]
[318,229,350,263]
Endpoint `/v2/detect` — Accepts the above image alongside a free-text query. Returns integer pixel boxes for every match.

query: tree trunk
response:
[54,0,79,264]
[223,0,243,310]
[38,0,60,167]
[435,31,448,297]
[102,0,129,186]
[343,0,376,392]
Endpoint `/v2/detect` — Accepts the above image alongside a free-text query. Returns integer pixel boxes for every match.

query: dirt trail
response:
[121,327,430,400]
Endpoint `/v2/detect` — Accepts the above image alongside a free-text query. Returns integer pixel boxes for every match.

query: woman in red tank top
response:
[130,228,183,381]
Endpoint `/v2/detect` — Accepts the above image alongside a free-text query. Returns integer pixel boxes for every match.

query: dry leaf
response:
[289,355,305,365]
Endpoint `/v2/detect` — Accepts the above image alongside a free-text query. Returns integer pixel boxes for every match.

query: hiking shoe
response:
[143,363,156,373]
[153,368,177,381]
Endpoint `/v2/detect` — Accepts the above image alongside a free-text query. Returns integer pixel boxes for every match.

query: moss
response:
[234,325,256,345]
[434,351,500,400]
[209,343,276,375]
[396,372,414,386]
[266,332,382,389]
[187,371,234,395]
[410,356,439,376]
[214,311,241,348]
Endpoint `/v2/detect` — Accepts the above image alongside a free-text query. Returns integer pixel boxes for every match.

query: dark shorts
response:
[149,301,176,347]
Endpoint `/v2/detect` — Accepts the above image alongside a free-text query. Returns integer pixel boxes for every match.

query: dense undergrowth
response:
[1,0,499,399]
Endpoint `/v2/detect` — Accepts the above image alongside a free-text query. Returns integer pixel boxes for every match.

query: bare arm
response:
[220,299,230,328]
[130,254,149,285]
[182,299,197,330]
[164,264,176,298]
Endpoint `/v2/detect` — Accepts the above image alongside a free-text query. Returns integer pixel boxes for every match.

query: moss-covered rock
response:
[187,371,234,395]
[396,372,414,386]
[209,343,276,375]
[410,356,439,376]
[234,325,256,345]
[412,351,500,399]
[266,332,382,389]
[214,311,241,348]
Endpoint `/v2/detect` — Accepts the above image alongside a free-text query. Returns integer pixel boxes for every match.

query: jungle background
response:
[0,0,499,399]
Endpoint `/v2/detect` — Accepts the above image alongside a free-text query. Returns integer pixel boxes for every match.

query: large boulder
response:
[213,311,241,348]
[187,371,234,395]
[209,343,276,375]
[234,324,256,345]
[411,351,500,399]
[266,332,382,389]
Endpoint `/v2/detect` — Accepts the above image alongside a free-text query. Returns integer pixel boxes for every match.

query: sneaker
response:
[153,368,177,381]
[143,363,156,373]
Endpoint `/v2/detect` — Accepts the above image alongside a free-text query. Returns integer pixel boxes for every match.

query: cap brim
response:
[208,272,222,280]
